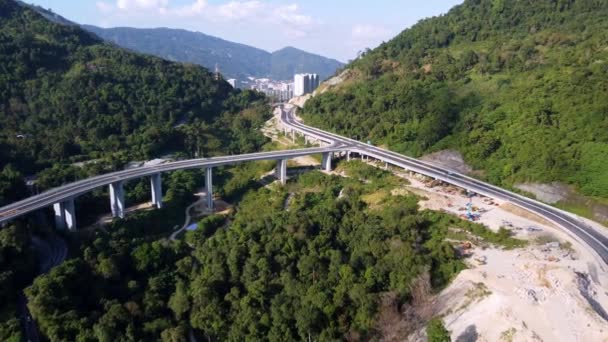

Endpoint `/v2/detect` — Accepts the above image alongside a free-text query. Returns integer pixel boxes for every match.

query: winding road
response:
[279,104,608,266]
[0,104,607,266]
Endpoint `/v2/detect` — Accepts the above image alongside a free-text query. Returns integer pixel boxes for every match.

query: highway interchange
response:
[1,104,608,266]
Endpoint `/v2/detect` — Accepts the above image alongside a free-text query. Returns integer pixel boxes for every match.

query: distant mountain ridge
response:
[82,26,344,81]
[17,2,344,81]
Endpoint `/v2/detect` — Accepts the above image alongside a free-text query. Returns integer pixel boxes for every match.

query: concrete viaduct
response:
[1,104,608,266]
[0,145,342,231]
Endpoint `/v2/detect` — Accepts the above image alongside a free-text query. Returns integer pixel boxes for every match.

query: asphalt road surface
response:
[0,146,345,225]
[279,104,608,266]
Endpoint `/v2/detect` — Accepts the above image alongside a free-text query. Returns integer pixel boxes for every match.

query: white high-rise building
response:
[294,73,320,96]
[294,74,306,96]
[227,79,238,88]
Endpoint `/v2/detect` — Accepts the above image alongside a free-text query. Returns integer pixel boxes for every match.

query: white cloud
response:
[116,0,168,10]
[173,0,207,17]
[97,1,316,40]
[216,1,263,20]
[273,4,311,26]
[96,1,114,13]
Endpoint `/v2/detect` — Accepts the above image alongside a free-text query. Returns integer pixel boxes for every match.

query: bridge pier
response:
[291,130,295,143]
[276,159,288,185]
[347,151,351,162]
[206,167,213,211]
[54,198,77,231]
[64,199,76,231]
[109,182,125,219]
[321,152,332,172]
[150,173,163,209]
[53,202,66,230]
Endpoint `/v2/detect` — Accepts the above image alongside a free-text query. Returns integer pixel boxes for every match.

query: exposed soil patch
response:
[515,182,571,204]
[420,150,473,174]
[515,182,608,226]
[499,203,557,228]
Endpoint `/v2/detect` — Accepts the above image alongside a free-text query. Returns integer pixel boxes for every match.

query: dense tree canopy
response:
[0,223,36,341]
[302,0,608,198]
[0,0,269,175]
[24,163,523,341]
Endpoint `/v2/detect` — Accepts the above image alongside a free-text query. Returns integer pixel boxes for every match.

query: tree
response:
[160,324,188,342]
[427,317,451,342]
[168,281,190,320]
[0,165,27,206]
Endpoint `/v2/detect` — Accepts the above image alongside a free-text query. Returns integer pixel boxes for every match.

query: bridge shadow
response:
[455,325,478,342]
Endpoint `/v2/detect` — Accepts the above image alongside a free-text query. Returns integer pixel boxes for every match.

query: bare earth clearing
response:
[387,168,608,341]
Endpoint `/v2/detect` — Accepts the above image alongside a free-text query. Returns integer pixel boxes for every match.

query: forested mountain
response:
[270,46,345,81]
[302,0,608,198]
[0,0,269,189]
[15,0,76,26]
[82,26,344,80]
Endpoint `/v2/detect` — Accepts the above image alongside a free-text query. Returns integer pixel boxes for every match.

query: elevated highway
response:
[279,104,608,265]
[0,145,344,230]
[1,104,607,266]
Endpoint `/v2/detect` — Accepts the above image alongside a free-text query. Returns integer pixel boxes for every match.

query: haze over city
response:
[26,0,463,61]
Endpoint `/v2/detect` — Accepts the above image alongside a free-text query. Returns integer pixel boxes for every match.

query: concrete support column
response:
[151,173,163,209]
[291,130,295,143]
[54,199,77,231]
[64,199,76,231]
[276,159,288,185]
[347,151,351,162]
[53,202,66,230]
[304,135,309,145]
[109,181,125,219]
[385,162,389,170]
[321,152,332,172]
[206,167,213,211]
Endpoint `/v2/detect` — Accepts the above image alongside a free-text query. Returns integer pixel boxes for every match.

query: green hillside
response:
[0,0,270,193]
[302,0,608,198]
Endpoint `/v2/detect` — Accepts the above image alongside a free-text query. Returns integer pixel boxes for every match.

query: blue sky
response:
[26,0,463,61]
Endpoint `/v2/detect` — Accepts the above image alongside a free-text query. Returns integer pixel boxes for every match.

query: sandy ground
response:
[438,248,608,342]
[394,171,608,341]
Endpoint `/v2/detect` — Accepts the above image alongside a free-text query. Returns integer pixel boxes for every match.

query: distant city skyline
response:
[24,0,464,62]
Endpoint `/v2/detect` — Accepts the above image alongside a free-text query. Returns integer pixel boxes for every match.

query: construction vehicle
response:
[466,200,475,220]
